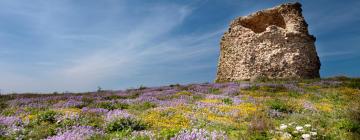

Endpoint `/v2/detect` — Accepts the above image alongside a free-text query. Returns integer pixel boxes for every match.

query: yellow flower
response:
[338,87,359,95]
[298,83,306,87]
[141,107,190,129]
[22,114,35,122]
[207,114,234,124]
[315,103,333,112]
[217,103,257,118]
[199,99,221,104]
[56,108,81,114]
[308,85,321,89]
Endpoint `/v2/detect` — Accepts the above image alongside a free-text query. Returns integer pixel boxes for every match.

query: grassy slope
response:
[0,77,359,140]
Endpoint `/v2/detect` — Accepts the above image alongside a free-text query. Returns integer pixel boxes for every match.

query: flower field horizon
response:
[0,77,359,140]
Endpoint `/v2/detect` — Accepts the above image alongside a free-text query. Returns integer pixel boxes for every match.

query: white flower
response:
[281,132,292,140]
[302,134,311,140]
[295,126,303,131]
[310,131,317,136]
[304,124,311,127]
[280,124,288,130]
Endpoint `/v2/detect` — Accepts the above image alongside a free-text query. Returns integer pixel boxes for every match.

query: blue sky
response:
[0,0,359,93]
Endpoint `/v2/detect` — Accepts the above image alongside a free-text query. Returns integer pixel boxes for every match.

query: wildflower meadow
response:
[0,77,359,139]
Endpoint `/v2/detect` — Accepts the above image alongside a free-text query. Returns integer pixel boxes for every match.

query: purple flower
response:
[104,109,134,122]
[136,96,160,103]
[82,107,109,114]
[221,83,240,96]
[269,109,283,118]
[195,101,218,108]
[0,116,22,127]
[209,83,223,89]
[45,126,103,140]
[205,94,228,99]
[131,130,155,139]
[238,83,252,89]
[56,112,80,123]
[53,100,83,108]
[140,86,174,93]
[157,98,189,107]
[283,84,304,93]
[171,129,228,140]
[303,101,316,111]
[232,97,244,105]
[308,80,342,87]
[185,84,205,93]
[0,116,24,137]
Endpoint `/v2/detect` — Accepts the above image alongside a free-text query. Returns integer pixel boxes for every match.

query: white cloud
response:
[57,4,192,84]
[0,1,224,93]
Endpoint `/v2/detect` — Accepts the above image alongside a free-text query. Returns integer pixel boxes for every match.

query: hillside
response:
[0,77,359,139]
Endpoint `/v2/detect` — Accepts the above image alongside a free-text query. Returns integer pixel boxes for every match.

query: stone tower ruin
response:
[216,2,321,82]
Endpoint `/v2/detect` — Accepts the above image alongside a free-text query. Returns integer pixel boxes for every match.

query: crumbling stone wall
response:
[216,2,321,82]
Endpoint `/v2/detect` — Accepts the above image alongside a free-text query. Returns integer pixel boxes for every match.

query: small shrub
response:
[82,97,94,104]
[249,132,270,140]
[336,119,360,133]
[113,102,130,110]
[178,85,190,91]
[105,92,141,100]
[1,107,16,116]
[347,79,360,89]
[129,102,156,111]
[0,102,7,111]
[288,91,301,98]
[208,88,221,94]
[58,117,78,129]
[192,94,204,101]
[96,102,113,109]
[222,98,233,105]
[259,85,288,93]
[159,128,180,139]
[139,85,147,90]
[79,114,104,128]
[104,95,133,100]
[106,118,147,132]
[24,123,57,139]
[248,112,272,134]
[127,92,141,99]
[169,84,180,87]
[37,110,58,123]
[250,85,260,91]
[267,99,293,113]
[89,134,107,140]
[327,76,351,81]
[97,86,103,93]
[96,102,129,110]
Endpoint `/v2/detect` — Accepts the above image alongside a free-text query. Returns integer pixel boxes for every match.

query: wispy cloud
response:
[303,1,360,34]
[0,1,224,93]
[58,5,192,86]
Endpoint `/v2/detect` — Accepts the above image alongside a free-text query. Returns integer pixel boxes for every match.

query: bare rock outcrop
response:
[216,2,321,82]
